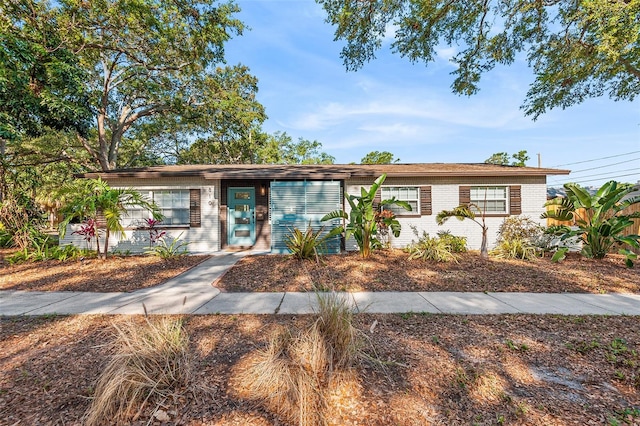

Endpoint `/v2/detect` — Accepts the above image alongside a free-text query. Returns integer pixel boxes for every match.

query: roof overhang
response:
[80,163,571,180]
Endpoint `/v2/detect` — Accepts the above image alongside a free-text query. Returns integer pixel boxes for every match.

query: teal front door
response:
[228,187,256,246]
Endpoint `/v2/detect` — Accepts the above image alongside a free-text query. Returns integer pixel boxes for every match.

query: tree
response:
[436,204,489,258]
[322,174,411,258]
[59,179,160,259]
[360,151,400,164]
[174,65,266,164]
[0,1,92,205]
[485,150,529,167]
[317,0,640,118]
[511,151,530,167]
[542,181,640,267]
[0,1,92,144]
[3,0,249,171]
[256,132,335,165]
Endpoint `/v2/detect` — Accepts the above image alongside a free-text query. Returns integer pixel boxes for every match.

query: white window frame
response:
[124,189,190,227]
[381,186,419,215]
[470,186,508,214]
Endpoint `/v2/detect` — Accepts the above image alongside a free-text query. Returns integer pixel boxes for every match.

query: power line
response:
[570,157,640,174]
[568,167,640,180]
[571,172,640,185]
[550,150,640,168]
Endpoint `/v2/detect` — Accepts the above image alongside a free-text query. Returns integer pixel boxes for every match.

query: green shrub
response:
[490,238,540,260]
[437,230,467,253]
[492,216,544,260]
[496,216,545,244]
[6,238,89,264]
[0,230,12,247]
[284,224,335,262]
[406,227,457,262]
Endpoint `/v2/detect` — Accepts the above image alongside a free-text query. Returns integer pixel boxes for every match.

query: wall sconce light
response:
[260,185,266,196]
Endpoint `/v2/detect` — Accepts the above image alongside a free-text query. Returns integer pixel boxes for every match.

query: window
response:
[124,189,190,227]
[155,190,190,225]
[381,187,419,215]
[470,186,508,214]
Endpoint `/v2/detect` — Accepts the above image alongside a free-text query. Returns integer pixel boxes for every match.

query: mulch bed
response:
[216,250,640,294]
[1,314,639,425]
[0,252,210,292]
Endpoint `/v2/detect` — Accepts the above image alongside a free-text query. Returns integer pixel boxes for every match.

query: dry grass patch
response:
[233,292,374,426]
[85,316,192,425]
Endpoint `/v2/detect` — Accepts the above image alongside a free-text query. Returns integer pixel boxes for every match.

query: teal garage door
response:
[270,181,342,254]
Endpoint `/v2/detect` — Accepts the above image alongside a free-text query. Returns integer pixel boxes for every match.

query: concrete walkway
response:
[2,253,640,316]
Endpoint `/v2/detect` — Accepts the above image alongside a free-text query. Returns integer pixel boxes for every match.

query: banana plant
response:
[542,181,640,267]
[322,174,411,258]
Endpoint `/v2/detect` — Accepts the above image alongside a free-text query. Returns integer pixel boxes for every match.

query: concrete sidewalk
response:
[2,253,640,316]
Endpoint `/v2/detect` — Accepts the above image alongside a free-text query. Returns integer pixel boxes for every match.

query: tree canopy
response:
[2,0,250,171]
[0,1,92,143]
[256,132,335,165]
[360,151,400,164]
[317,0,640,118]
[484,150,529,167]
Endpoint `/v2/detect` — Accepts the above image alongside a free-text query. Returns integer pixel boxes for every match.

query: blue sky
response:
[224,0,640,187]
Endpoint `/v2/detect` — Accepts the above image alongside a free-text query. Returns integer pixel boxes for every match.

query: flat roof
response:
[81,163,571,180]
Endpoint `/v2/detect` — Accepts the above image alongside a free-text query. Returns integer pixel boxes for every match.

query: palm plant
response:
[542,181,640,267]
[59,178,161,259]
[322,174,411,258]
[436,204,489,258]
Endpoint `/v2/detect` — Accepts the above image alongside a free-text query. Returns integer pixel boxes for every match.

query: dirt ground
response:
[2,248,636,294]
[1,314,639,425]
[216,250,640,294]
[0,250,210,292]
[1,250,639,425]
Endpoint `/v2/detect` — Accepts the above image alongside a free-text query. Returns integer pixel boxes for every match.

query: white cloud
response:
[284,89,534,134]
[435,46,457,63]
[382,22,398,45]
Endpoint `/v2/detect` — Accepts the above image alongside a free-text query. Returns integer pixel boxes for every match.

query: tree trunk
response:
[96,209,108,259]
[480,226,488,258]
[95,229,101,258]
[102,228,110,260]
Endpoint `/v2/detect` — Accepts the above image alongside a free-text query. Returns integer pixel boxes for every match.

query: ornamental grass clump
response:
[491,216,544,260]
[236,292,365,426]
[84,317,192,426]
[406,226,458,262]
[490,238,540,261]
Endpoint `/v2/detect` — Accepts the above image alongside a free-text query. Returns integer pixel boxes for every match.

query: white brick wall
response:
[344,176,548,251]
[60,173,550,254]
[60,178,220,254]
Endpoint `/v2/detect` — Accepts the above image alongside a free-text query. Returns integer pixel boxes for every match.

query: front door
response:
[228,187,256,246]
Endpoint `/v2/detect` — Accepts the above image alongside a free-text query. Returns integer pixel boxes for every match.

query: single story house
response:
[61,163,570,254]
